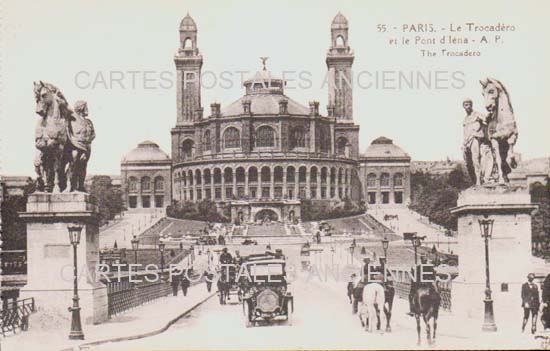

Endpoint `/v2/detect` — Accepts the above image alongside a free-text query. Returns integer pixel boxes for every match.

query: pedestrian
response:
[181,269,190,296]
[347,273,356,304]
[204,267,214,293]
[171,268,181,296]
[541,273,550,330]
[352,274,365,314]
[521,273,540,334]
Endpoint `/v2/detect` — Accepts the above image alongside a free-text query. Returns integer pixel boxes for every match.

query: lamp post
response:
[67,223,85,340]
[382,236,389,274]
[131,235,139,265]
[411,234,423,265]
[158,240,166,274]
[479,215,497,332]
[349,245,355,264]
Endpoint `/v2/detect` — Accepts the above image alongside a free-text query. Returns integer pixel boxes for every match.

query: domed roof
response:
[331,12,348,29]
[221,94,309,116]
[122,141,171,164]
[180,13,197,31]
[364,137,410,160]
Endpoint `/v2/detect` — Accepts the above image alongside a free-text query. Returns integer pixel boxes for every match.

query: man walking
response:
[181,269,191,297]
[203,267,214,293]
[521,273,540,334]
[347,273,356,304]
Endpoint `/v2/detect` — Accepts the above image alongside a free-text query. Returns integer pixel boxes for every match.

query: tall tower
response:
[175,13,203,125]
[326,12,354,121]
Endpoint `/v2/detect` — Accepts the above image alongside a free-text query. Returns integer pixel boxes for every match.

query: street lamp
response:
[131,235,139,265]
[158,239,166,274]
[349,245,355,264]
[382,236,389,274]
[411,234,424,265]
[479,215,497,332]
[67,223,85,340]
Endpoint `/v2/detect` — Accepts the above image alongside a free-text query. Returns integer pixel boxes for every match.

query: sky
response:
[1,0,549,176]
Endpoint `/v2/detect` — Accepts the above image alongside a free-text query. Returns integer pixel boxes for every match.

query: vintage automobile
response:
[195,235,217,245]
[241,253,293,327]
[241,239,258,246]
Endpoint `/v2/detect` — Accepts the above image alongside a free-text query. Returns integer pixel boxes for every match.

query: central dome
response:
[122,141,171,163]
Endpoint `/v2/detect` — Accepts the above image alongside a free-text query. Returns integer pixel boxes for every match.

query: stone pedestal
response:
[19,192,108,325]
[450,185,537,331]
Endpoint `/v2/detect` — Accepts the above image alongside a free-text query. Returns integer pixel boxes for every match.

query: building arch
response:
[154,176,165,192]
[287,166,296,183]
[180,139,194,160]
[236,167,246,183]
[224,167,234,183]
[203,168,212,184]
[290,126,306,149]
[261,166,271,183]
[298,166,307,183]
[336,136,349,156]
[213,168,222,184]
[248,166,258,183]
[274,166,284,183]
[255,125,276,148]
[140,176,151,192]
[203,129,211,151]
[394,173,404,187]
[222,126,241,149]
[128,176,138,192]
[380,173,390,187]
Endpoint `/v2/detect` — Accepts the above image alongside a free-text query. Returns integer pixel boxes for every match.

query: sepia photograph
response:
[0,0,549,349]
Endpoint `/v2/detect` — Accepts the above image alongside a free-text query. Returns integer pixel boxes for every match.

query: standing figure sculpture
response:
[33,81,95,193]
[480,78,518,184]
[462,98,493,185]
[67,101,95,192]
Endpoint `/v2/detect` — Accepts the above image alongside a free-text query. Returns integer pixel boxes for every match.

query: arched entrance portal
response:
[254,209,279,223]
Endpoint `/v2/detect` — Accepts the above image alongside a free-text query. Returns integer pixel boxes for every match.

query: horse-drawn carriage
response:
[218,262,244,304]
[241,253,293,327]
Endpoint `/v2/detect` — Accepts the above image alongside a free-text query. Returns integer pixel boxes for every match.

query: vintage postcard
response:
[1,0,549,350]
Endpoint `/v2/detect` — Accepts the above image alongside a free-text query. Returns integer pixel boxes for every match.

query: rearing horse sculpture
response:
[480,78,518,183]
[33,81,72,192]
[33,81,95,193]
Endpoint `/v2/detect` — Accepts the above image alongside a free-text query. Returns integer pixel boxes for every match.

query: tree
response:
[1,179,35,250]
[530,182,550,253]
[410,165,472,230]
[88,175,126,225]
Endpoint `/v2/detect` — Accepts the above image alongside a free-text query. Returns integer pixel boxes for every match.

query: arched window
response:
[249,167,258,183]
[299,166,307,183]
[195,170,202,185]
[213,168,222,184]
[256,126,275,147]
[188,170,193,185]
[224,168,233,183]
[367,173,376,187]
[380,173,390,187]
[274,166,284,183]
[236,167,245,183]
[310,167,318,183]
[319,126,330,152]
[336,137,348,156]
[141,176,151,192]
[128,177,138,192]
[154,176,164,192]
[203,130,211,151]
[181,139,194,160]
[394,173,404,187]
[183,38,193,49]
[290,127,306,149]
[204,169,211,184]
[223,127,240,149]
[336,35,345,46]
[261,167,271,183]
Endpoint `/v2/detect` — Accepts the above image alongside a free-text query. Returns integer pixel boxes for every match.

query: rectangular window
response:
[215,188,222,200]
[142,196,151,208]
[155,195,164,208]
[299,187,306,199]
[250,188,257,199]
[382,191,389,204]
[237,187,245,199]
[368,192,376,204]
[205,188,212,200]
[310,188,317,199]
[262,187,270,199]
[197,189,202,201]
[394,191,403,204]
[225,188,233,200]
[330,187,335,198]
[274,187,283,199]
[129,196,137,208]
[321,187,327,199]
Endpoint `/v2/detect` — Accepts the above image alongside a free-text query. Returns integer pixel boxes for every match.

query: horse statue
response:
[480,78,518,184]
[411,283,441,345]
[33,81,95,193]
[33,81,72,192]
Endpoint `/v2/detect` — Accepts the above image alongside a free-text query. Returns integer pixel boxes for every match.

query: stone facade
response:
[121,141,172,209]
[170,13,361,222]
[359,137,411,207]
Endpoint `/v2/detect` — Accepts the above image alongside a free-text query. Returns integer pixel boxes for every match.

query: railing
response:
[1,250,27,275]
[1,298,36,336]
[389,270,452,311]
[176,150,357,165]
[103,269,200,317]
